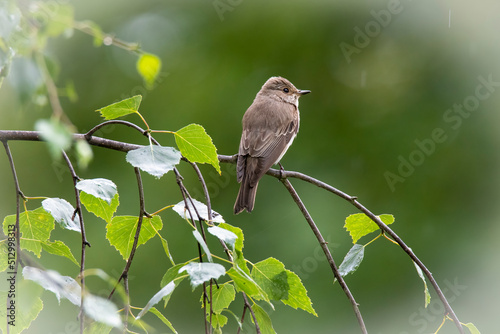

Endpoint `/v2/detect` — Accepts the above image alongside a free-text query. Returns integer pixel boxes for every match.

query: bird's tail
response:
[234,176,259,214]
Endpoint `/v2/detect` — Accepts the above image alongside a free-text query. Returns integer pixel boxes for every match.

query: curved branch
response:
[2,142,22,334]
[281,178,367,333]
[237,293,261,334]
[250,167,463,334]
[85,120,149,139]
[108,167,146,304]
[172,167,209,333]
[61,151,89,334]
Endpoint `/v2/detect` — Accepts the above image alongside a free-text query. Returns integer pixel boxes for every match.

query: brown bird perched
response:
[234,76,310,214]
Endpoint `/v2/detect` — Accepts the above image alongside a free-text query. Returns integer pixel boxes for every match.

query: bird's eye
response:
[283,88,289,93]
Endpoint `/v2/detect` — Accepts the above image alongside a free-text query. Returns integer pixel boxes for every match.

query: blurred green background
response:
[1,0,499,333]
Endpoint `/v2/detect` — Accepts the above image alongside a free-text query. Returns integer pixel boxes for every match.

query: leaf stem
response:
[363,233,382,248]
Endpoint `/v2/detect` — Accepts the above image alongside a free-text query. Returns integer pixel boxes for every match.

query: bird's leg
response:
[278,162,285,180]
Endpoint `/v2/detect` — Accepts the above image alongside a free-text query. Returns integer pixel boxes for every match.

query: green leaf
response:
[8,58,43,103]
[75,139,93,169]
[208,283,235,314]
[179,262,225,289]
[233,249,250,275]
[337,244,365,278]
[83,294,122,328]
[251,258,316,316]
[208,226,237,250]
[160,263,188,306]
[3,207,54,257]
[193,230,212,262]
[281,269,317,316]
[174,124,221,174]
[413,261,431,308]
[218,223,244,252]
[41,240,79,266]
[97,95,142,120]
[160,236,175,265]
[208,313,228,329]
[252,303,276,334]
[0,44,14,89]
[76,178,117,204]
[106,215,162,260]
[41,198,81,232]
[227,267,267,301]
[83,321,112,334]
[126,145,181,178]
[35,118,73,159]
[0,241,10,272]
[137,53,162,89]
[251,258,288,300]
[23,266,81,306]
[136,282,176,319]
[148,307,178,334]
[80,192,119,224]
[344,213,395,244]
[463,322,481,334]
[172,199,225,223]
[0,291,43,334]
[161,264,187,287]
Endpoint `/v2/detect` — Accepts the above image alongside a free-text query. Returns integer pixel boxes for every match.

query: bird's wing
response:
[237,102,298,186]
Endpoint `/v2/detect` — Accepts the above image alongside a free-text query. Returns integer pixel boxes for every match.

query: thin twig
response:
[189,162,213,224]
[173,168,209,333]
[62,151,90,334]
[108,167,145,302]
[123,276,130,333]
[280,178,367,334]
[85,120,149,139]
[35,52,72,125]
[2,142,22,334]
[241,293,260,334]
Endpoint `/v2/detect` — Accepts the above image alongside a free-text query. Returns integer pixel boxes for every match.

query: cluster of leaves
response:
[136,204,317,334]
[0,0,162,168]
[0,96,317,333]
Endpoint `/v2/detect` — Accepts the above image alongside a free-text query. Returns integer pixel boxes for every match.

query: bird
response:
[234,76,310,214]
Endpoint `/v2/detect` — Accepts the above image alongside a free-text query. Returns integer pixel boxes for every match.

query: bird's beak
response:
[298,89,311,95]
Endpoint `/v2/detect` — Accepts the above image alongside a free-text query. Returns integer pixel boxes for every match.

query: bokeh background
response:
[1,0,499,333]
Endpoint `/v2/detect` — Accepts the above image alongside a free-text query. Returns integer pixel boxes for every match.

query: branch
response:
[108,167,145,303]
[237,293,261,334]
[0,130,141,152]
[2,142,22,334]
[250,166,464,334]
[172,167,210,334]
[61,151,90,334]
[280,178,367,334]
